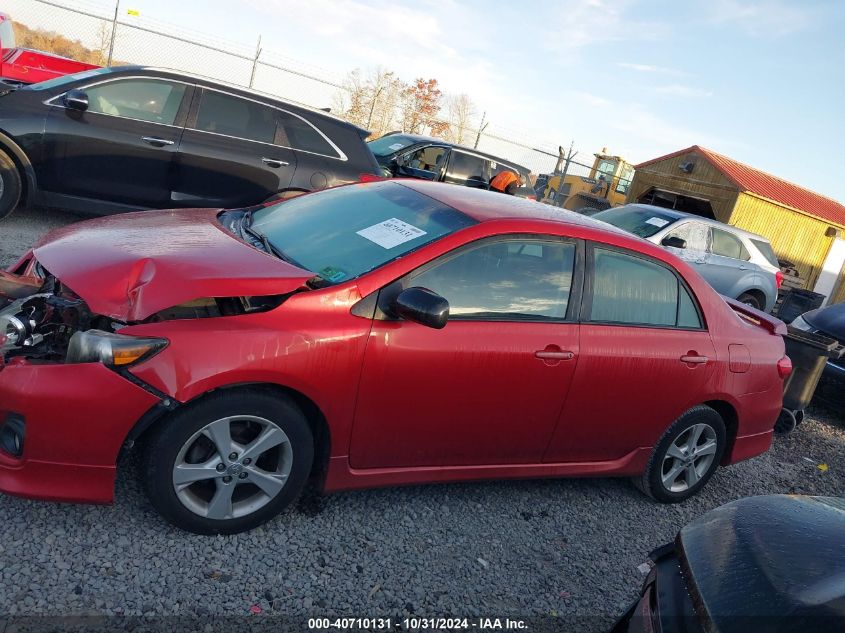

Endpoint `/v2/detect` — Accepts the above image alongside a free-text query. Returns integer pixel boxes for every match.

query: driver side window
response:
[404,146,447,174]
[407,238,577,321]
[664,222,710,252]
[82,79,187,125]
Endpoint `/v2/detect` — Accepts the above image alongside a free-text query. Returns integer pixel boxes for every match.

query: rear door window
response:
[711,228,750,260]
[194,90,276,143]
[445,151,488,188]
[588,247,702,328]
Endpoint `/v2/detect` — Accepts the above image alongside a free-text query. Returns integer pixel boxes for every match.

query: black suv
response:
[0,66,380,219]
[368,132,531,190]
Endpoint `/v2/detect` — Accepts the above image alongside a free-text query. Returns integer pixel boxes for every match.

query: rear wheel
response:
[0,151,22,221]
[737,292,763,310]
[142,390,313,534]
[634,405,726,503]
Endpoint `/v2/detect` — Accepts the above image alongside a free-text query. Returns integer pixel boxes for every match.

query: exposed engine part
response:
[1,291,103,361]
[151,295,288,322]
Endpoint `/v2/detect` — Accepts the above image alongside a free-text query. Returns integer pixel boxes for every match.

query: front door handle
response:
[535,350,574,360]
[141,136,175,147]
[262,157,290,168]
[680,354,709,365]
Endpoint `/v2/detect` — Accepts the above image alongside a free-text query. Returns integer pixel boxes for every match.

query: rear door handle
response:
[141,136,175,147]
[535,350,574,361]
[262,157,290,168]
[680,355,708,365]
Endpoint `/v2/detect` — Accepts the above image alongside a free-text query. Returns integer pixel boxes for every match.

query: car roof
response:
[396,180,631,235]
[382,133,531,174]
[99,66,369,135]
[619,204,772,242]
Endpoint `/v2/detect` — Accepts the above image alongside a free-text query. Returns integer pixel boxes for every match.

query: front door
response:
[544,245,716,463]
[351,236,583,468]
[394,144,449,181]
[41,77,191,207]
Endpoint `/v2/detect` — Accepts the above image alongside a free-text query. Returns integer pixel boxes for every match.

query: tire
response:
[633,405,726,503]
[0,151,22,221]
[142,389,314,535]
[737,292,763,310]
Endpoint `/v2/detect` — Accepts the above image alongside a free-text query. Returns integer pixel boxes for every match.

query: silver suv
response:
[592,204,780,312]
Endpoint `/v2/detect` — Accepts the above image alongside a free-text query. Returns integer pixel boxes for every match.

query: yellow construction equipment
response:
[542,148,635,212]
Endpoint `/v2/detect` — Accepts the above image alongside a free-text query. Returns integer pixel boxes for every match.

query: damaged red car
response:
[0,180,790,534]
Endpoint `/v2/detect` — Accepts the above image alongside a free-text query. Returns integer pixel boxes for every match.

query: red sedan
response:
[0,181,790,534]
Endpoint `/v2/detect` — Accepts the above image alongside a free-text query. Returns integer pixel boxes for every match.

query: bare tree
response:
[447,94,476,144]
[93,21,112,66]
[333,69,368,129]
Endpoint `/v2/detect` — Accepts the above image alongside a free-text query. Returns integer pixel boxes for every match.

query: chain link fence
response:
[9,0,573,177]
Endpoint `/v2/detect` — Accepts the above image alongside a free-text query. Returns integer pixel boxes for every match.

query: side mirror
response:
[661,236,687,249]
[394,287,449,329]
[63,89,89,111]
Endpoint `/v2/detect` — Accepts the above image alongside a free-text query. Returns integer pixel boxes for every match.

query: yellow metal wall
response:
[729,193,842,290]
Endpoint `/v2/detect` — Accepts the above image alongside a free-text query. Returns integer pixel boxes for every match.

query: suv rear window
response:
[278,112,339,158]
[750,238,779,267]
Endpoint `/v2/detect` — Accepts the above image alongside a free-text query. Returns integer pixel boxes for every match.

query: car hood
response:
[805,303,845,341]
[677,495,845,631]
[32,208,315,321]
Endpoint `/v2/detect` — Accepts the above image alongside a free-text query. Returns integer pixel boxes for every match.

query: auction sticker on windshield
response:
[646,217,670,228]
[357,218,427,249]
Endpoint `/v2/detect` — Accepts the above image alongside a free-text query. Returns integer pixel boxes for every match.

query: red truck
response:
[0,12,99,85]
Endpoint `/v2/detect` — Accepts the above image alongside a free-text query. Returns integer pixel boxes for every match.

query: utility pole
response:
[555,140,577,207]
[106,0,120,66]
[249,35,263,88]
[473,111,488,149]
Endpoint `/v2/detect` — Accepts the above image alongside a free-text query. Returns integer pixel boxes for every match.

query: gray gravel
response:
[0,206,84,268]
[1,212,844,631]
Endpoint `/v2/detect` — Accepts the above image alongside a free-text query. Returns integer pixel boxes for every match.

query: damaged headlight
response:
[66,330,168,368]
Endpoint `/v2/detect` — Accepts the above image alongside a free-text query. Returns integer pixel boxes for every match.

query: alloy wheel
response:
[172,415,293,520]
[660,423,718,493]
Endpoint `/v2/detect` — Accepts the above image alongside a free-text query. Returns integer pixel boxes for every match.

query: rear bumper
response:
[0,360,159,503]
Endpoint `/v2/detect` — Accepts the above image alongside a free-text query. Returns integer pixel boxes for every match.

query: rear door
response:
[703,227,754,294]
[544,244,716,463]
[172,87,297,208]
[442,149,490,188]
[41,76,192,206]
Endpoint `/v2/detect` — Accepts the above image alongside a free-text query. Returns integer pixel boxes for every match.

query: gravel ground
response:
[1,212,844,632]
[0,206,83,268]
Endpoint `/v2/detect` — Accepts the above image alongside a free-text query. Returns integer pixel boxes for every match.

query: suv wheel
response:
[0,151,22,220]
[142,390,314,534]
[737,292,763,310]
[634,405,726,503]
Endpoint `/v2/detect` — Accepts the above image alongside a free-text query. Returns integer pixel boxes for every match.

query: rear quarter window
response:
[277,112,340,158]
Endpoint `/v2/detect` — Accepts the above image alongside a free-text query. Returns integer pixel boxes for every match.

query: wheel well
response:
[0,136,33,205]
[705,399,738,463]
[738,288,765,304]
[126,383,332,485]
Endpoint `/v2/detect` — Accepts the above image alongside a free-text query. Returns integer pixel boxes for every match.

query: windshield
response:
[591,206,679,238]
[251,181,476,284]
[750,238,779,267]
[366,134,418,157]
[26,67,113,91]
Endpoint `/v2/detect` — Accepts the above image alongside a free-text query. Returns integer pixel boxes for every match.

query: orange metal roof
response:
[635,145,845,227]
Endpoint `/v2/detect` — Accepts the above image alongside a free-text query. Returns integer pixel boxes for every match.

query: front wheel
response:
[142,390,314,534]
[0,151,22,221]
[634,405,726,503]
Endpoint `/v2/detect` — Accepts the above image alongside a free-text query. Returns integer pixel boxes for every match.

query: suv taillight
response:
[775,270,784,288]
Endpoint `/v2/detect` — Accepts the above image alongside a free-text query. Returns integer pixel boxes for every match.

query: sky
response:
[11,0,845,202]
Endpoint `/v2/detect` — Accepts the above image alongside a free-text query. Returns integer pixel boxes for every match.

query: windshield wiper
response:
[241,209,303,267]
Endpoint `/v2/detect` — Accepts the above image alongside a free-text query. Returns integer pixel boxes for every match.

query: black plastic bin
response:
[776,326,844,433]
[776,288,826,324]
